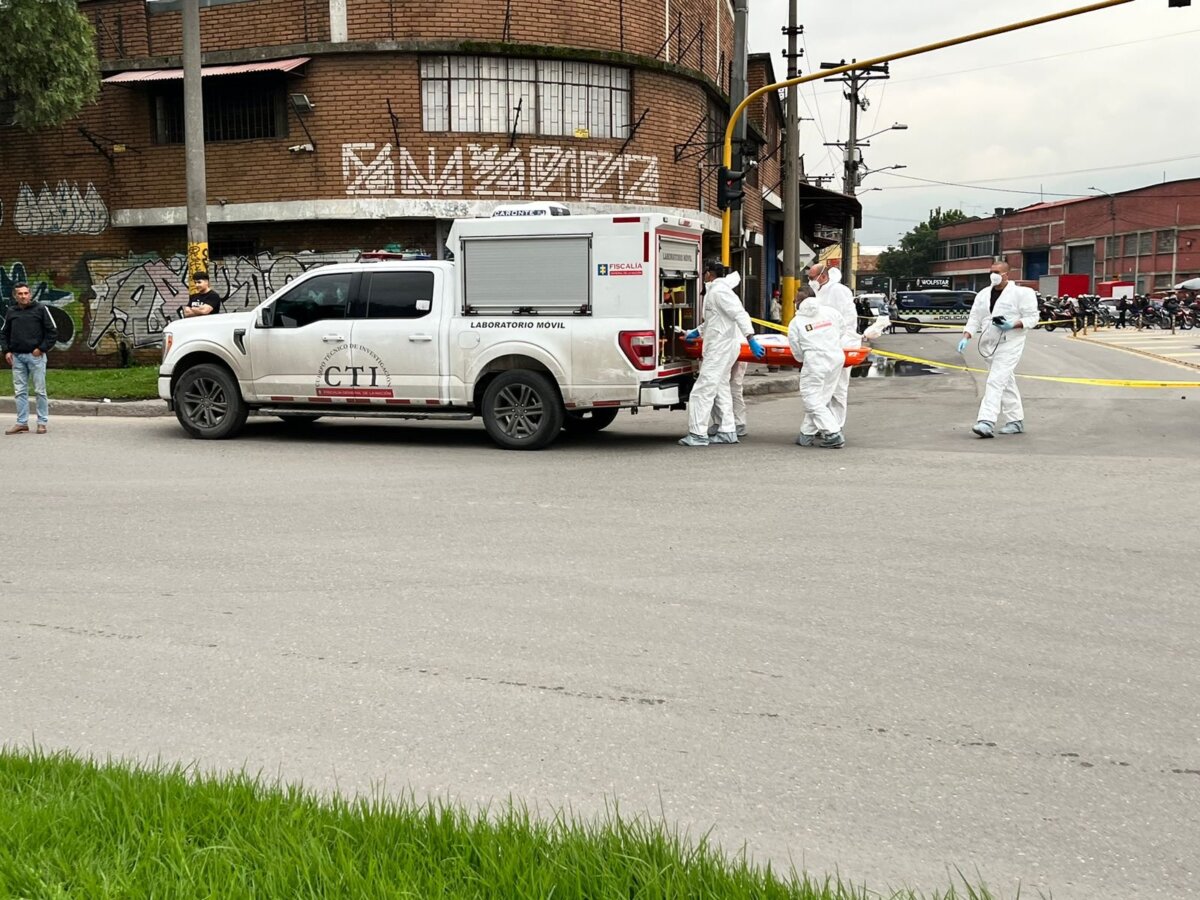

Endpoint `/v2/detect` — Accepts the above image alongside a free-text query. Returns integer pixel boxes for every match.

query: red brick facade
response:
[0,0,786,363]
[931,180,1200,294]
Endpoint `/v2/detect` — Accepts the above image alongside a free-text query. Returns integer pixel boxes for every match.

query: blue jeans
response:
[11,353,49,425]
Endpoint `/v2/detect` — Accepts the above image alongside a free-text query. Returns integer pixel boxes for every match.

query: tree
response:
[876,207,970,284]
[0,0,100,130]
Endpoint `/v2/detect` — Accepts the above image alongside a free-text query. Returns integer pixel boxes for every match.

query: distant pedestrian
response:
[1074,296,1088,335]
[770,288,782,324]
[1116,296,1128,329]
[2,282,58,435]
[182,271,223,317]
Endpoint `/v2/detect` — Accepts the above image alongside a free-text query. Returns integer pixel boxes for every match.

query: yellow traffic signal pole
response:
[721,0,1146,277]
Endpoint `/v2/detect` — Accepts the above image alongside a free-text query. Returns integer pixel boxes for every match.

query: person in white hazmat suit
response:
[957,260,1039,438]
[679,259,764,447]
[787,295,847,449]
[808,262,859,431]
[708,362,749,438]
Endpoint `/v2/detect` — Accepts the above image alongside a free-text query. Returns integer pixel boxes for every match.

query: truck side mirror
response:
[256,304,273,328]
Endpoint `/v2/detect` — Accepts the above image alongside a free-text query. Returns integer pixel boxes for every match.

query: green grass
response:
[0,365,159,401]
[0,748,1000,900]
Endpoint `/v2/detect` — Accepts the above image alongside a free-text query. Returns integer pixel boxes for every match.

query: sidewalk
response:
[0,397,168,417]
[1073,326,1200,371]
[742,365,799,397]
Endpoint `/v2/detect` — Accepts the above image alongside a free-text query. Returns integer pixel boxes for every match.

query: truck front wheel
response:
[481,370,564,450]
[173,363,248,440]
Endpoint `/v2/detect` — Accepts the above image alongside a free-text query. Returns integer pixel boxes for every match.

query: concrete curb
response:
[743,373,799,396]
[0,397,169,418]
[1073,334,1200,373]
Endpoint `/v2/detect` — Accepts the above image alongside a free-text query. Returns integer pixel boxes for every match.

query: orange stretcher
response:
[681,334,871,368]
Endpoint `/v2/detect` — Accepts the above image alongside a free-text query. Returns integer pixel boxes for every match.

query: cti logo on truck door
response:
[314,343,395,397]
[597,263,645,277]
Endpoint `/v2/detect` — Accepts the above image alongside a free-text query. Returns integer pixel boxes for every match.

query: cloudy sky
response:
[745,0,1199,245]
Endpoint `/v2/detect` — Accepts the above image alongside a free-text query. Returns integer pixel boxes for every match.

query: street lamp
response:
[860,164,906,181]
[820,124,909,289]
[858,122,909,142]
[1088,185,1117,283]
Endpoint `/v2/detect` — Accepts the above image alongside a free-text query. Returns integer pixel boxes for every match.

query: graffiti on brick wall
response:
[85,250,361,351]
[342,143,660,203]
[14,181,109,235]
[1,262,80,348]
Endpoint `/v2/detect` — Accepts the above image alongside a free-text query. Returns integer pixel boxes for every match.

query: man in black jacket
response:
[2,283,59,434]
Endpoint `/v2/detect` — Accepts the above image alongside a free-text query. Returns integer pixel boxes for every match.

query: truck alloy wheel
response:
[173,363,248,440]
[481,370,564,450]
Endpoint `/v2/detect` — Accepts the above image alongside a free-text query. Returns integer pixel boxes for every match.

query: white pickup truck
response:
[159,213,707,450]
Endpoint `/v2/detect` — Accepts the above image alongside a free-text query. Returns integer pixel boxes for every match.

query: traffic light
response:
[717,166,745,210]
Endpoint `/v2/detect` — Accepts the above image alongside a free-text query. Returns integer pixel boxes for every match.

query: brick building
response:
[0,0,854,364]
[930,178,1200,294]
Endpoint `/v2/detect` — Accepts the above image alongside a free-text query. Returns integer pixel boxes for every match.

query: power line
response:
[800,29,839,174]
[801,27,1200,97]
[887,27,1200,87]
[875,154,1200,194]
[868,79,887,136]
[934,153,1200,185]
[873,172,1081,197]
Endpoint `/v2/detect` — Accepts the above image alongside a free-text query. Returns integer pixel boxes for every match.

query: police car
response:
[892,289,976,333]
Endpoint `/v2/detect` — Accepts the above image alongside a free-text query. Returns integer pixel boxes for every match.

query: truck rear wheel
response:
[173,363,248,440]
[563,407,619,434]
[481,370,563,450]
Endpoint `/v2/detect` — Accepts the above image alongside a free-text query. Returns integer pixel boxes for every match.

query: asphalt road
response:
[3,331,1198,898]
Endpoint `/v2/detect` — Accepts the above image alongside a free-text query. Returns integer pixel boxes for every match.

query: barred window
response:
[421,56,631,139]
[1157,230,1176,253]
[1138,232,1153,256]
[152,75,287,144]
[1105,236,1118,259]
[948,239,969,260]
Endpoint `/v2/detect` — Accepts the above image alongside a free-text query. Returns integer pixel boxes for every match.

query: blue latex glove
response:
[684,328,700,340]
[747,336,766,359]
[956,336,970,354]
[997,320,1016,332]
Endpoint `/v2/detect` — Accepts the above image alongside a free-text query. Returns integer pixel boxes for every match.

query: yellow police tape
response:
[747,317,1200,389]
[851,316,1076,329]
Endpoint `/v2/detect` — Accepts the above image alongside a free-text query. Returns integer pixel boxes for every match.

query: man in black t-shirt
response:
[182,271,223,317]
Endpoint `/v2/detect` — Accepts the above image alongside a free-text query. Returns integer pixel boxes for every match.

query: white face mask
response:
[989,272,1004,287]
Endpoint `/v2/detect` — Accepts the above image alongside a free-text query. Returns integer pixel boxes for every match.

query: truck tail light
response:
[618,330,656,371]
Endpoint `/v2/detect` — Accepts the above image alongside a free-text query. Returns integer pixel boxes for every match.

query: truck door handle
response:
[408,334,433,342]
[321,334,346,343]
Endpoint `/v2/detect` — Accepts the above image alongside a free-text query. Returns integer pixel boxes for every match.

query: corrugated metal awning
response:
[103,57,310,84]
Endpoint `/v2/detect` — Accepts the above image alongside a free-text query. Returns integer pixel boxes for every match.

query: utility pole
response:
[841,72,860,289]
[730,0,748,276]
[781,8,803,324]
[820,61,889,293]
[182,0,209,291]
